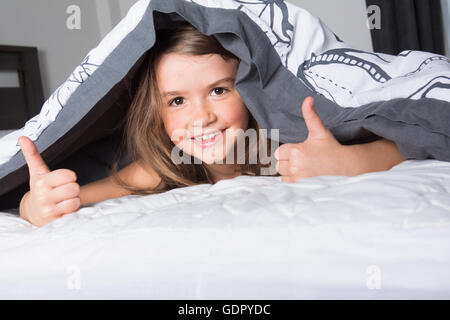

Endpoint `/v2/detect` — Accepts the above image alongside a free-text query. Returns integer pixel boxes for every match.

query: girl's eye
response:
[168,87,229,107]
[169,97,185,107]
[211,87,229,96]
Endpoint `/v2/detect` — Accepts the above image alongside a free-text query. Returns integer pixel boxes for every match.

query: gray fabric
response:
[1,0,450,205]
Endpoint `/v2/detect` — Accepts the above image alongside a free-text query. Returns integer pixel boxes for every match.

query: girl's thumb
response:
[18,136,50,178]
[302,97,332,140]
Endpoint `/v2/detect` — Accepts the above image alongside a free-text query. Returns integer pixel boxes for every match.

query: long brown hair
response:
[110,21,280,195]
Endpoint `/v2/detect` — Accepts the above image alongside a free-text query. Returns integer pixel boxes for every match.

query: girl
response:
[17,21,406,227]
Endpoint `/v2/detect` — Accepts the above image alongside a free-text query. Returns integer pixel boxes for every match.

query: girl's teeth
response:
[194,131,221,141]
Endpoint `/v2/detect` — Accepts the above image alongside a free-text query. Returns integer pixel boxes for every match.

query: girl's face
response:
[157,52,249,165]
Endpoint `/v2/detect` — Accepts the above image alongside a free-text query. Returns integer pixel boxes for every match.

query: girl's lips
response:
[191,128,226,148]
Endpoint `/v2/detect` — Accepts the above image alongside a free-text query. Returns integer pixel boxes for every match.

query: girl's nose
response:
[190,100,216,127]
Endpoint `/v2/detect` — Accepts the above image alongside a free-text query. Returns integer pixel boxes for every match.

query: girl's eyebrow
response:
[163,77,235,97]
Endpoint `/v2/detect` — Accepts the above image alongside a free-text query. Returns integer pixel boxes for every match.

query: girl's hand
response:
[274,96,358,183]
[18,136,81,227]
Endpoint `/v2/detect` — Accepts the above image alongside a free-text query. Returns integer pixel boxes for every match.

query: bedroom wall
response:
[0,0,373,100]
[0,0,101,99]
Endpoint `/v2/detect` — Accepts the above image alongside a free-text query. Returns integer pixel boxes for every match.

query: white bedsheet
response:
[0,159,449,299]
[0,130,14,139]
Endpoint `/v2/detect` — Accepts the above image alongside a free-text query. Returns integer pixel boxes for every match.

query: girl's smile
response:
[191,128,226,148]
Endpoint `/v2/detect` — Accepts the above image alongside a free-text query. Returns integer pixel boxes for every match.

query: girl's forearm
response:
[348,138,406,175]
[79,176,132,205]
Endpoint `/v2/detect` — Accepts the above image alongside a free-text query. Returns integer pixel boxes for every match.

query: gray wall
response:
[0,0,373,99]
[0,0,101,98]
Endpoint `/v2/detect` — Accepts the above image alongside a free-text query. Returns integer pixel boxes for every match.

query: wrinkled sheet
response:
[0,159,449,299]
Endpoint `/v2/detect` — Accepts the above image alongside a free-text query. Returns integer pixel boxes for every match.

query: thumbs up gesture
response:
[274,96,356,183]
[18,136,81,227]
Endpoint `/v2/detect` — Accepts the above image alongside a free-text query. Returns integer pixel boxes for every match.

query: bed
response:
[0,158,449,299]
[0,130,14,139]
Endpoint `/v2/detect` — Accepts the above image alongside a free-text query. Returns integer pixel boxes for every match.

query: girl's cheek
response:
[162,116,176,143]
[165,119,187,145]
[228,101,249,130]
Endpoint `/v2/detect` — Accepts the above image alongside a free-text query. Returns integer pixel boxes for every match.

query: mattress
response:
[0,130,14,139]
[0,159,449,299]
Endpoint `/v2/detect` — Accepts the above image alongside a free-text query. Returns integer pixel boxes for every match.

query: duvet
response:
[0,159,449,299]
